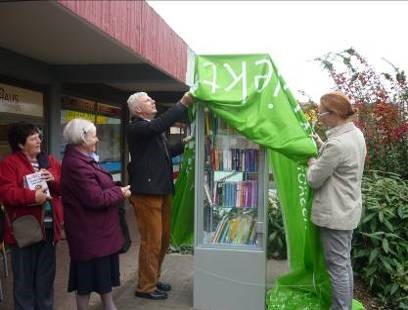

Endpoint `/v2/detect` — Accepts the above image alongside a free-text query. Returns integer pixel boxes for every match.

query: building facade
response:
[0,0,192,182]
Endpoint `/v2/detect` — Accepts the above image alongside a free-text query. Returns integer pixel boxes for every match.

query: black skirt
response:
[68,253,120,295]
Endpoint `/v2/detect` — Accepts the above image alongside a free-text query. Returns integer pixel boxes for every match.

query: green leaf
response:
[383,218,395,232]
[269,232,277,240]
[398,206,407,219]
[382,238,390,254]
[365,265,377,277]
[369,248,380,264]
[369,219,378,232]
[353,249,368,258]
[378,211,384,223]
[362,212,377,223]
[380,256,393,272]
[390,283,399,295]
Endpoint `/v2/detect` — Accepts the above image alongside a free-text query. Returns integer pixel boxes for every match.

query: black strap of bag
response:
[37,152,49,170]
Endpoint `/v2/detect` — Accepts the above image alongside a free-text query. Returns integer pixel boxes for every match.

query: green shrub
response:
[267,189,287,260]
[352,170,408,309]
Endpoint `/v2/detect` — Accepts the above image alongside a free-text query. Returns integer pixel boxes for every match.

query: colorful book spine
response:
[210,147,259,172]
[212,214,257,245]
[213,180,258,209]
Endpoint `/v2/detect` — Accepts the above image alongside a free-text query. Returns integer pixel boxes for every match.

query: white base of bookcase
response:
[193,247,266,310]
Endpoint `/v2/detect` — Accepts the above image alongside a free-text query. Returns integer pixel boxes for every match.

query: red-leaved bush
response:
[316,48,408,179]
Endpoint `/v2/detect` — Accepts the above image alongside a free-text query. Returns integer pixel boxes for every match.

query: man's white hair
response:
[63,118,96,145]
[127,92,148,115]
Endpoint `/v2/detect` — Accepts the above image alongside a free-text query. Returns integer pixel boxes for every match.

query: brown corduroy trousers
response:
[129,194,172,293]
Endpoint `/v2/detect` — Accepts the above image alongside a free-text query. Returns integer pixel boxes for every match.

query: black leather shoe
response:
[156,281,172,292]
[134,289,168,300]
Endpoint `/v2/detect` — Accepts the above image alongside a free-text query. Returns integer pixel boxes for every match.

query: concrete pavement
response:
[91,254,194,310]
[90,253,288,310]
[0,207,288,310]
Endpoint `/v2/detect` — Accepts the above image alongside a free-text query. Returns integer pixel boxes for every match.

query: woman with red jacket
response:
[61,118,131,310]
[0,122,63,310]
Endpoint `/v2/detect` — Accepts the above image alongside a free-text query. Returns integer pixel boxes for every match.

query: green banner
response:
[192,54,316,162]
[267,151,331,309]
[186,54,363,309]
[171,107,196,247]
[171,142,195,247]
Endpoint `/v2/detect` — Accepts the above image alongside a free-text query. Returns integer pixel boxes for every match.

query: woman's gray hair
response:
[127,92,147,115]
[63,118,96,145]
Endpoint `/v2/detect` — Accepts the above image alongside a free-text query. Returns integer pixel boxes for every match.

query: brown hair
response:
[8,121,40,152]
[320,91,356,119]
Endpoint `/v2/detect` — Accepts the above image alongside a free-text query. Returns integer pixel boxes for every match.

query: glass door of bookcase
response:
[196,106,267,250]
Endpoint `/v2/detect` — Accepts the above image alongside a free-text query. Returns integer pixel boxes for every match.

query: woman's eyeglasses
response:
[318,111,331,117]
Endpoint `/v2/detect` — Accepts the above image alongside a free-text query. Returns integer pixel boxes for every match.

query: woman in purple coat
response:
[61,118,131,310]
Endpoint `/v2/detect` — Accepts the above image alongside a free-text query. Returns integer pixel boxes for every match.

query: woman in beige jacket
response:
[307,92,366,310]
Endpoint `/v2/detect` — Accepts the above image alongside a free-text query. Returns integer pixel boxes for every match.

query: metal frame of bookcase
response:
[193,103,268,310]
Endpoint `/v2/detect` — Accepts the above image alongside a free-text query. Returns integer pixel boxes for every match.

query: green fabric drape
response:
[171,144,195,247]
[171,53,364,309]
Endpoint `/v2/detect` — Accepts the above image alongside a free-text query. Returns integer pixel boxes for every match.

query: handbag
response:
[10,214,43,248]
[2,153,50,248]
[118,204,131,254]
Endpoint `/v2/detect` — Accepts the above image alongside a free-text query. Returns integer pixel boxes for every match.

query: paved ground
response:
[0,207,288,310]
[91,254,194,310]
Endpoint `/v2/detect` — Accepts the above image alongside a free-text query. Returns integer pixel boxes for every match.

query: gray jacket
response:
[307,122,366,230]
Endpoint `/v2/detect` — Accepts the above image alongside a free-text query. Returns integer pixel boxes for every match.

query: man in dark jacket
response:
[127,91,193,300]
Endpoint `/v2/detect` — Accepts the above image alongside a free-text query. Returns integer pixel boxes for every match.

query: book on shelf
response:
[203,183,214,206]
[213,181,258,208]
[203,111,261,246]
[204,111,212,136]
[211,213,257,245]
[211,171,258,208]
[210,147,259,172]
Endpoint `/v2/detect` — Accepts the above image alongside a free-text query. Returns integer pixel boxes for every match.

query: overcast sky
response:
[148,1,408,101]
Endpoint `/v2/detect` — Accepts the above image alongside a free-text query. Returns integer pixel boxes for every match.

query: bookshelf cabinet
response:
[193,105,267,310]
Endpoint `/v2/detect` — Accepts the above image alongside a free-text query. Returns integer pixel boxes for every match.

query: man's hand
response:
[180,92,194,107]
[182,135,193,144]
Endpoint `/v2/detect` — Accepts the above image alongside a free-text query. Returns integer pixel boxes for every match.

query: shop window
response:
[0,83,44,160]
[61,96,122,181]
